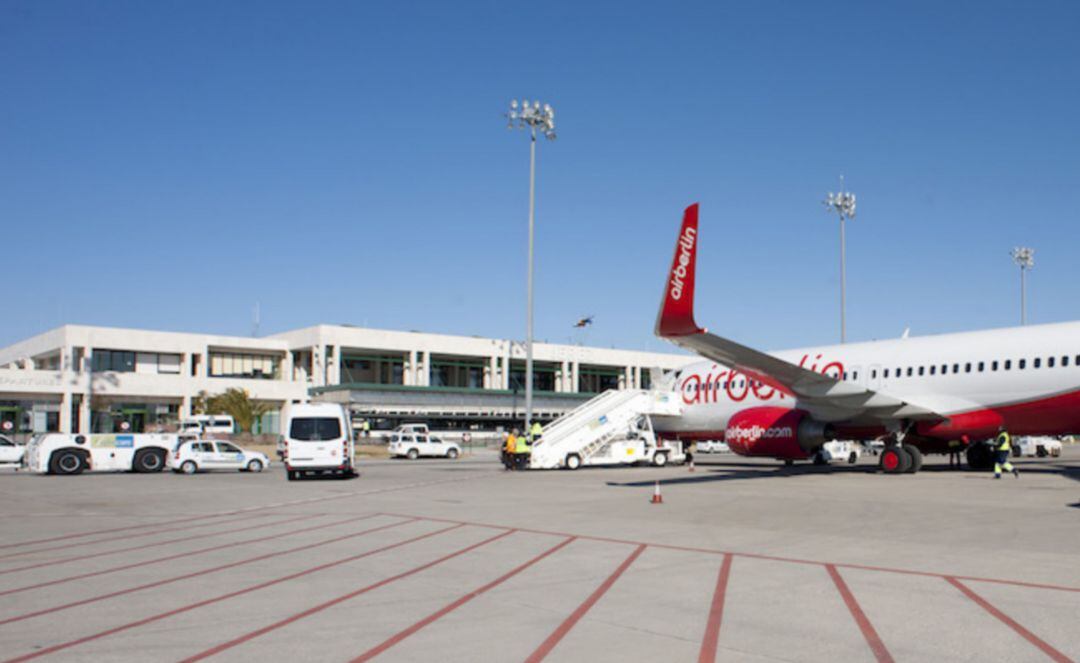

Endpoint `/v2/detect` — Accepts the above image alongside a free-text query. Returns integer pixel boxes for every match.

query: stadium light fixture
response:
[1011,246,1035,325]
[823,176,857,343]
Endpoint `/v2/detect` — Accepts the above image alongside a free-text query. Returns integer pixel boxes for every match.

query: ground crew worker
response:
[514,430,532,470]
[503,429,518,470]
[530,420,543,442]
[361,419,371,438]
[994,427,1019,479]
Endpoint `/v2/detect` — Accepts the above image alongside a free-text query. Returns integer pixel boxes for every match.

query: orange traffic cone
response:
[651,480,663,504]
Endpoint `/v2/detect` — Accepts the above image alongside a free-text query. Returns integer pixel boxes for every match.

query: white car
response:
[0,435,24,466]
[388,433,461,460]
[169,439,270,474]
[695,440,729,454]
[1013,436,1062,458]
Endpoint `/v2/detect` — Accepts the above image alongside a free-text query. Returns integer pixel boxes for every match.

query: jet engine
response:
[724,407,832,459]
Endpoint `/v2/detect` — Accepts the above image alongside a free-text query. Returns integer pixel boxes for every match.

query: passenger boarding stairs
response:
[528,389,683,470]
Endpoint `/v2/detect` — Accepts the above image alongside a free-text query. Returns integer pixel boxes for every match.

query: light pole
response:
[506,99,555,438]
[823,176,857,343]
[1010,246,1034,325]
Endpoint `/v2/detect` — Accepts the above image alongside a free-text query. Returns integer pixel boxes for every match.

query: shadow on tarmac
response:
[604,457,1080,488]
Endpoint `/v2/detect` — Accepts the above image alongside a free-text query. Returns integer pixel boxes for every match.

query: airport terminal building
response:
[0,325,692,438]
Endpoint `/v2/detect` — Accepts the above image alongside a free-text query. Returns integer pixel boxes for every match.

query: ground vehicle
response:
[283,403,355,480]
[1012,436,1063,458]
[388,433,461,459]
[179,415,236,435]
[695,440,729,454]
[0,434,25,466]
[816,440,861,465]
[560,437,684,469]
[169,439,270,474]
[24,433,175,475]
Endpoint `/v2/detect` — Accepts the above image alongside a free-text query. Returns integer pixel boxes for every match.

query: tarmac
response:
[0,447,1077,662]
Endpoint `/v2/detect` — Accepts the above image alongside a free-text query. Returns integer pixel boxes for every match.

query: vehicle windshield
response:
[289,417,342,441]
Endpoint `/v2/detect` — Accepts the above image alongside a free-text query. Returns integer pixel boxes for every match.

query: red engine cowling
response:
[724,407,829,459]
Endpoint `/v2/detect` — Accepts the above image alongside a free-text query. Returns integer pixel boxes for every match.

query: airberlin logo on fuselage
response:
[680,353,844,405]
[726,424,794,443]
[668,226,697,301]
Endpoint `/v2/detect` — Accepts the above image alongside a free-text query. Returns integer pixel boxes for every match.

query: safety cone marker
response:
[651,480,663,504]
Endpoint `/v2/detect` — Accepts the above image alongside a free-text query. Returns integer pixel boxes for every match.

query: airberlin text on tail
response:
[655,203,705,338]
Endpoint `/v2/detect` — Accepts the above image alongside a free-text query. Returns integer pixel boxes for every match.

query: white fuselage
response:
[656,320,1080,437]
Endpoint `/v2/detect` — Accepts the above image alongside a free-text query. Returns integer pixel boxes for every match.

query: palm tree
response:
[208,388,270,433]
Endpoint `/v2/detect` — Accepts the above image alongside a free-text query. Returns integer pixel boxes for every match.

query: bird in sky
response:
[573,316,594,328]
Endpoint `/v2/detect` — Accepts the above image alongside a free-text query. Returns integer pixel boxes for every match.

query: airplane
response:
[574,316,594,328]
[652,203,1080,474]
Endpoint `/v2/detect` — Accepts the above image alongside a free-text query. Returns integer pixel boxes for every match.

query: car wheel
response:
[246,459,264,473]
[446,448,459,459]
[407,448,419,460]
[652,452,668,467]
[134,449,165,473]
[52,450,85,475]
[848,451,859,464]
[565,453,581,470]
[181,460,198,475]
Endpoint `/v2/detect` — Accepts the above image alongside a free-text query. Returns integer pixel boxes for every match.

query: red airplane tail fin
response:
[655,203,705,338]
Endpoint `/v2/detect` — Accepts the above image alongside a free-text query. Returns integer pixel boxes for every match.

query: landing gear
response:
[879,446,911,474]
[812,452,828,466]
[966,442,995,471]
[902,444,923,473]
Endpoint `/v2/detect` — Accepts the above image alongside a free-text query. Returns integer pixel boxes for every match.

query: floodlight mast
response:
[823,176,857,343]
[1011,246,1035,325]
[506,99,556,440]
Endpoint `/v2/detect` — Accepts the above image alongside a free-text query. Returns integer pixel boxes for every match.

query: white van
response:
[179,415,236,435]
[283,403,355,480]
[24,433,176,475]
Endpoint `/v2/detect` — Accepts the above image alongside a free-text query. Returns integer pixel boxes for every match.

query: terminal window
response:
[92,350,136,373]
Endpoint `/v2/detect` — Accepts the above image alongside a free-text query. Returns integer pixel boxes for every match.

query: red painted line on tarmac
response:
[2,523,465,663]
[0,514,395,627]
[826,565,894,663]
[381,512,1080,594]
[0,513,301,576]
[351,536,576,662]
[0,513,247,552]
[697,553,733,663]
[524,544,646,663]
[945,577,1071,663]
[180,528,521,663]
[0,513,317,598]
[0,513,278,562]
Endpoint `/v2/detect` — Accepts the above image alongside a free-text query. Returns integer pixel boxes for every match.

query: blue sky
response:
[2,1,1077,352]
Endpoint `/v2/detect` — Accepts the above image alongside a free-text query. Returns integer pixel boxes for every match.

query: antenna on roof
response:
[252,302,261,338]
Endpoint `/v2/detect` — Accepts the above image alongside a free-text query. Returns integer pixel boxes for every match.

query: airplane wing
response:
[654,204,944,424]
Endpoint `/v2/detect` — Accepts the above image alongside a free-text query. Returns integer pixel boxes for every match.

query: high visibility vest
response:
[505,435,516,452]
[996,432,1011,451]
[515,436,531,453]
[530,422,543,438]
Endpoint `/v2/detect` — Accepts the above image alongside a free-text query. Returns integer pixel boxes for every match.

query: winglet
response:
[655,203,706,337]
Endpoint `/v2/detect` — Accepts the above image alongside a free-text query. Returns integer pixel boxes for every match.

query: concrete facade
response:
[0,324,693,436]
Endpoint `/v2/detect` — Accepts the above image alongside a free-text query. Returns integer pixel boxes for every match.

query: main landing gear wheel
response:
[902,444,923,473]
[966,443,995,471]
[879,446,912,474]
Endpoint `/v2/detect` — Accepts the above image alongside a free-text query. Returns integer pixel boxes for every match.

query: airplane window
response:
[992,361,998,371]
[1062,355,1069,366]
[906,367,913,377]
[979,361,985,371]
[871,370,877,379]
[965,363,972,373]
[853,372,858,380]
[929,366,936,375]
[1034,358,1041,368]
[918,367,925,376]
[1075,354,1079,365]
[895,367,901,376]
[1019,359,1026,370]
[940,364,947,374]
[843,372,848,380]
[1004,360,1012,370]
[883,369,889,378]
[1048,357,1055,368]
[952,364,959,373]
